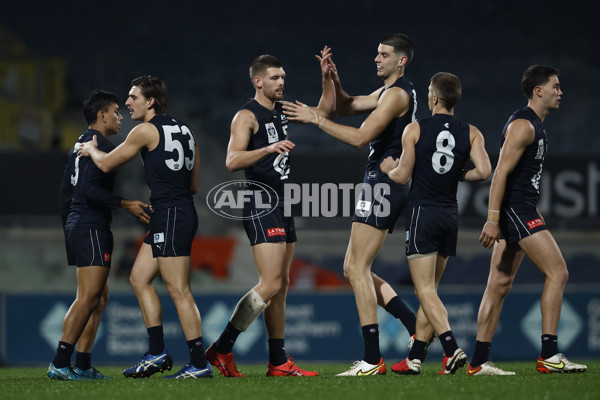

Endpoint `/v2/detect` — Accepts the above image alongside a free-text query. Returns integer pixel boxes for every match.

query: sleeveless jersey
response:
[409,114,471,207]
[242,99,289,196]
[141,115,196,210]
[501,107,547,208]
[366,76,416,172]
[62,129,121,229]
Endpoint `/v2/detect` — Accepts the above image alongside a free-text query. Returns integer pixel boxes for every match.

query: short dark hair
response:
[130,75,168,114]
[521,65,560,99]
[431,72,462,110]
[249,55,283,83]
[83,90,119,125]
[380,33,414,65]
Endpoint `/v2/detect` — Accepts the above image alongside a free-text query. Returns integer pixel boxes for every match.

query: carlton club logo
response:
[206,180,279,220]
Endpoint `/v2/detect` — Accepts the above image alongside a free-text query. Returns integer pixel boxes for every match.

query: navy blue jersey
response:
[141,115,197,210]
[242,99,289,196]
[501,107,547,208]
[61,129,121,230]
[366,76,417,172]
[409,114,471,207]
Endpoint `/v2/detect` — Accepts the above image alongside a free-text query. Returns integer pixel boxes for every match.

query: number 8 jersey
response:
[142,115,197,210]
[409,113,471,207]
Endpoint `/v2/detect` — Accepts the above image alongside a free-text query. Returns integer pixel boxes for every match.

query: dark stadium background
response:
[0,0,598,365]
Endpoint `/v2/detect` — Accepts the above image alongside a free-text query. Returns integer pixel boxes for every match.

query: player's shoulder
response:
[468,123,484,141]
[507,117,535,133]
[233,108,258,123]
[380,84,410,101]
[131,121,159,135]
[95,133,116,151]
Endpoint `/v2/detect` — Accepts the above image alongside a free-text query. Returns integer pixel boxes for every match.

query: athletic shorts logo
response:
[267,228,286,237]
[355,200,372,217]
[527,218,544,229]
[154,232,165,243]
[103,253,111,262]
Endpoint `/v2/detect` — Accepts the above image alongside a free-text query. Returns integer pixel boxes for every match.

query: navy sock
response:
[408,339,427,361]
[438,330,459,357]
[75,352,92,370]
[52,341,74,368]
[361,324,381,365]
[215,322,242,354]
[147,325,165,355]
[384,296,416,336]
[541,334,558,359]
[268,338,287,366]
[187,337,207,368]
[470,341,491,367]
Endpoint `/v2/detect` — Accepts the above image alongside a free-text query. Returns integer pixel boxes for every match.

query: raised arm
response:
[284,86,409,149]
[79,123,156,173]
[314,46,336,120]
[80,150,150,223]
[480,118,534,248]
[225,109,295,172]
[324,51,379,116]
[463,125,492,182]
[380,121,419,185]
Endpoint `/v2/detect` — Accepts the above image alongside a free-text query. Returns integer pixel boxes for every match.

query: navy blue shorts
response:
[65,228,113,267]
[351,169,408,233]
[405,205,458,257]
[143,204,198,257]
[243,206,297,246]
[500,205,547,244]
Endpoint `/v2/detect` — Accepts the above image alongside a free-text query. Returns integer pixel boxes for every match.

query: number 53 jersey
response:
[409,113,471,207]
[142,115,197,210]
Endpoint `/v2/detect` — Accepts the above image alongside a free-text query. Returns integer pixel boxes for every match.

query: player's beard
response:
[267,87,284,102]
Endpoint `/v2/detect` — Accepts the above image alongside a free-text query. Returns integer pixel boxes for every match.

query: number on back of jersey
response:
[71,143,81,186]
[163,124,196,171]
[431,130,456,174]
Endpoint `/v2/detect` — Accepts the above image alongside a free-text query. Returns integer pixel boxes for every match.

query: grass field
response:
[1,361,599,400]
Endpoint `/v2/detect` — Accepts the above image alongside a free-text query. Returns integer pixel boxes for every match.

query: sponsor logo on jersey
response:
[103,253,111,262]
[267,228,286,237]
[527,218,544,229]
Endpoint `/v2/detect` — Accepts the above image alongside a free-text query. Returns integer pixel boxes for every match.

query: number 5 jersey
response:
[142,115,197,210]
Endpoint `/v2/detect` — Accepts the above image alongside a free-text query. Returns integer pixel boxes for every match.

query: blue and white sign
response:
[2,290,598,365]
